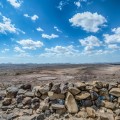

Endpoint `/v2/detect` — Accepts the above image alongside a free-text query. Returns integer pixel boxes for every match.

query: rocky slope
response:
[0,81,120,120]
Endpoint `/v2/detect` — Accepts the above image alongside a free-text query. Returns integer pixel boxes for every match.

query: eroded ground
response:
[0,64,120,87]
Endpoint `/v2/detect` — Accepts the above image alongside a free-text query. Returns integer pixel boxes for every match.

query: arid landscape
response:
[0,64,120,87]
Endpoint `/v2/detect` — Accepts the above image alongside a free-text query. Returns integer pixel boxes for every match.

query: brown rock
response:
[109,88,120,97]
[76,111,88,118]
[2,98,12,106]
[48,91,65,100]
[51,104,65,109]
[86,107,96,118]
[51,83,61,94]
[68,87,80,95]
[93,81,103,89]
[74,82,86,90]
[22,97,31,105]
[104,101,115,110]
[115,116,120,120]
[75,91,90,100]
[65,92,78,113]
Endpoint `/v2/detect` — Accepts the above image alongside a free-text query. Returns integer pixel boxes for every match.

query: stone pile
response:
[0,81,120,120]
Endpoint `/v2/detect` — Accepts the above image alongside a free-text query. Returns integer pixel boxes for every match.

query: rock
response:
[95,99,104,107]
[68,87,80,95]
[6,86,18,98]
[16,95,24,104]
[48,92,65,100]
[98,112,114,120]
[40,101,49,111]
[32,86,41,97]
[51,83,61,94]
[86,107,96,118]
[51,104,65,110]
[109,88,120,97]
[90,91,98,100]
[6,113,19,120]
[31,102,40,110]
[41,94,48,100]
[115,116,120,120]
[65,92,78,113]
[118,97,120,103]
[74,82,86,90]
[23,109,33,115]
[83,99,93,107]
[32,97,40,103]
[1,105,15,111]
[39,83,52,94]
[60,83,68,94]
[103,101,115,110]
[115,109,120,116]
[93,81,103,89]
[22,97,31,105]
[2,98,12,106]
[76,111,88,118]
[17,89,26,95]
[75,91,90,100]
[56,108,66,115]
[25,91,34,97]
[20,84,31,90]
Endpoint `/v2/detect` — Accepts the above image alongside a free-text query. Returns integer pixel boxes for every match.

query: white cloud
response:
[31,15,39,21]
[57,1,69,11]
[108,44,120,50]
[74,1,81,7]
[1,49,10,53]
[17,39,43,50]
[79,35,101,47]
[54,26,62,32]
[36,27,44,32]
[42,33,59,39]
[0,15,24,34]
[40,45,79,57]
[14,46,25,53]
[7,0,22,8]
[104,27,120,44]
[24,14,39,21]
[69,12,107,32]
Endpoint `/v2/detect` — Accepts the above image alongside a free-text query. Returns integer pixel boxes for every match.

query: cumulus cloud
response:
[69,12,107,32]
[108,44,120,50]
[7,0,22,8]
[42,34,59,39]
[74,1,81,7]
[14,46,25,53]
[40,45,79,57]
[79,35,102,54]
[36,27,44,32]
[104,27,120,44]
[0,15,24,34]
[17,39,43,50]
[24,14,39,21]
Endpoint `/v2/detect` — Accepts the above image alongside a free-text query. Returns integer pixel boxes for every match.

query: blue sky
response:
[0,0,120,63]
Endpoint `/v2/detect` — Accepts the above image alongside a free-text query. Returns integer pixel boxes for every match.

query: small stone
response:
[25,91,34,97]
[86,107,96,118]
[2,98,12,106]
[48,92,65,100]
[6,86,18,98]
[103,101,115,110]
[115,116,120,120]
[74,82,86,90]
[22,97,31,105]
[68,87,80,95]
[51,104,65,109]
[93,81,103,89]
[76,111,88,118]
[51,83,61,94]
[20,84,31,90]
[75,91,90,100]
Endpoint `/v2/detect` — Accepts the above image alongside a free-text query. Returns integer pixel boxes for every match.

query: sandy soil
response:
[0,64,120,87]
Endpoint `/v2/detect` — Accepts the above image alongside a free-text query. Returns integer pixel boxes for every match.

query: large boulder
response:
[65,92,78,113]
[75,91,90,100]
[109,88,120,97]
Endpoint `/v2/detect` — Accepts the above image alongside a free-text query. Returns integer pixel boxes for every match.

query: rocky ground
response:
[0,81,120,120]
[0,64,120,120]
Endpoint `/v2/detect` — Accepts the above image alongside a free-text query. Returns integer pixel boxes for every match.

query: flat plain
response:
[0,64,120,87]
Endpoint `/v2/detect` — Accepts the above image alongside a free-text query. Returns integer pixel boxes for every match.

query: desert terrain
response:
[0,64,120,87]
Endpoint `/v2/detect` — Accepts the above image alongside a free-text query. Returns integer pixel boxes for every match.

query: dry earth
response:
[0,64,120,87]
